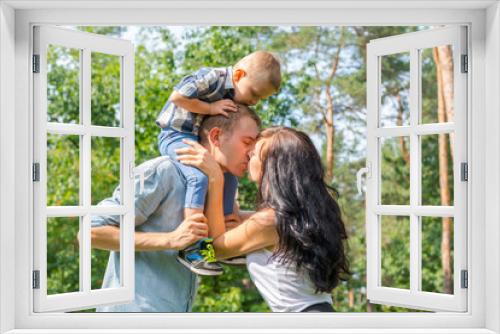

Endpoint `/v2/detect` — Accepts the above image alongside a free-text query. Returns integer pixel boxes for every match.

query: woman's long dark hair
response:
[257,127,350,293]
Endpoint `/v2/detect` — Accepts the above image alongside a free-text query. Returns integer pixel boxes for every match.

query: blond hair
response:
[234,51,281,91]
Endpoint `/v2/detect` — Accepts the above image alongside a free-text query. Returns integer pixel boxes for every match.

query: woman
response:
[177,126,350,312]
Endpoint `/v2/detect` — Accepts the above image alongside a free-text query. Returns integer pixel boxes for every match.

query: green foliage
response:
[47,217,80,295]
[192,266,270,312]
[46,25,450,313]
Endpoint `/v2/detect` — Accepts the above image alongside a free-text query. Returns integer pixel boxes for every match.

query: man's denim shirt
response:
[91,157,198,312]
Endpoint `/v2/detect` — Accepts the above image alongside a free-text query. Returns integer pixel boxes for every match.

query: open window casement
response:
[33,26,135,312]
[362,26,468,312]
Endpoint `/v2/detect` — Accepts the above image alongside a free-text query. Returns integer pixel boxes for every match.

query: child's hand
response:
[209,99,238,117]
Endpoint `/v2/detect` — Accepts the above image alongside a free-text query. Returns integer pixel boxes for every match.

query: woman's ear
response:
[207,127,222,150]
[233,68,246,83]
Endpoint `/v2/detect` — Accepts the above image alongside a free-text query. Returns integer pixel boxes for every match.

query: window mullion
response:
[47,123,127,137]
[365,45,380,294]
[121,50,135,291]
[80,48,92,294]
[374,205,454,216]
[409,48,421,293]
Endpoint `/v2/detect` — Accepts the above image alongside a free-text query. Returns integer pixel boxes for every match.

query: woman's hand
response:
[175,139,223,180]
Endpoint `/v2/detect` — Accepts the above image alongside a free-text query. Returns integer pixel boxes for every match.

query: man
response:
[89,105,261,312]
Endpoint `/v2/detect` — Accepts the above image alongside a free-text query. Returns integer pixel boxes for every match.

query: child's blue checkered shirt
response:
[156,66,235,135]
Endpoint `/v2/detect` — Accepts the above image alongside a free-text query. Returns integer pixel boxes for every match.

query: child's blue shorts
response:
[158,129,238,215]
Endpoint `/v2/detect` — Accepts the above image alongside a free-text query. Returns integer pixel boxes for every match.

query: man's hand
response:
[209,99,238,117]
[170,213,209,250]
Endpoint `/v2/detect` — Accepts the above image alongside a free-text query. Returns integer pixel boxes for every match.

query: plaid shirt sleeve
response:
[174,68,221,99]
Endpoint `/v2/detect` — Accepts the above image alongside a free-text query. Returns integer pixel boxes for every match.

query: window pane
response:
[380,136,410,205]
[381,215,410,289]
[421,133,454,206]
[421,216,454,294]
[47,134,80,206]
[380,52,410,127]
[47,45,80,124]
[91,52,121,127]
[91,215,121,290]
[421,45,454,124]
[91,137,121,205]
[47,217,80,295]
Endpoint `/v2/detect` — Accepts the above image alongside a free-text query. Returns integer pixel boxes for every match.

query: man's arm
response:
[88,213,209,252]
[87,159,209,252]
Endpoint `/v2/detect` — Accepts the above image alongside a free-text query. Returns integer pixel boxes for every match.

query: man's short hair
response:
[199,104,261,144]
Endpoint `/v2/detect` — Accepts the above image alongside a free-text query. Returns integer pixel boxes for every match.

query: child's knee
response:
[185,172,209,210]
[186,171,209,192]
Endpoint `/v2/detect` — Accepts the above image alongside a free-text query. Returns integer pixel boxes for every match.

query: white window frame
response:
[32,25,136,312]
[0,1,499,333]
[365,26,468,312]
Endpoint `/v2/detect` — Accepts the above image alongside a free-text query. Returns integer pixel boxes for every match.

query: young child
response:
[156,51,281,275]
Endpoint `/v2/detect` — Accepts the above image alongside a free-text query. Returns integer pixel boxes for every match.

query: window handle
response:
[356,163,371,196]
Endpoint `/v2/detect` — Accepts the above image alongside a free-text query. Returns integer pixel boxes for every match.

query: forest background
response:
[45,25,455,312]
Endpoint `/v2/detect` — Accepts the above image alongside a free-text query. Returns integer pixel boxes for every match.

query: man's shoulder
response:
[137,157,185,185]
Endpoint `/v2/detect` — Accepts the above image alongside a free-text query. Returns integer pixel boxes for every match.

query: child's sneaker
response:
[176,238,223,276]
[219,256,247,266]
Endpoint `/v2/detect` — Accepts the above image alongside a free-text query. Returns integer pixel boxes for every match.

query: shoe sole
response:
[219,260,247,266]
[176,256,223,276]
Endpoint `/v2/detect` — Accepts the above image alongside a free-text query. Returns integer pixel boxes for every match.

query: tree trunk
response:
[395,91,410,165]
[323,34,344,183]
[322,28,344,182]
[436,45,455,161]
[367,301,374,312]
[348,288,355,308]
[325,91,335,181]
[433,47,453,295]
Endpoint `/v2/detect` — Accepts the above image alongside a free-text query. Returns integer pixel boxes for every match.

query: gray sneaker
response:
[176,239,223,276]
[219,256,247,266]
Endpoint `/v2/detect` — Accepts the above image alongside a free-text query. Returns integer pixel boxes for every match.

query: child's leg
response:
[159,130,209,213]
[159,131,223,275]
[223,173,239,216]
[158,130,171,156]
[166,143,209,215]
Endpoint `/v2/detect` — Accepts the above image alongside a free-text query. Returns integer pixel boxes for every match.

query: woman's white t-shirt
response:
[246,248,333,312]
